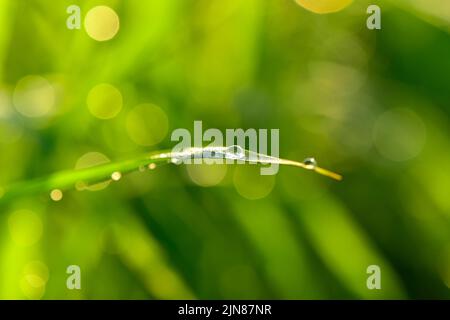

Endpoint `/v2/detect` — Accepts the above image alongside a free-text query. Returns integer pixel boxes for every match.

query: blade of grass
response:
[0,147,342,204]
[0,150,171,203]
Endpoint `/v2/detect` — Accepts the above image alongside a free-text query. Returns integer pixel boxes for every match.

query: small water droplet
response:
[75,181,86,191]
[225,145,245,160]
[111,171,122,181]
[171,158,182,165]
[148,163,156,170]
[50,189,63,201]
[139,165,146,172]
[303,157,317,170]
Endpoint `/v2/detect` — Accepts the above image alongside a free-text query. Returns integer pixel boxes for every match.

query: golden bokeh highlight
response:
[23,261,49,286]
[126,104,169,146]
[75,152,111,191]
[50,189,63,201]
[373,108,426,162]
[13,75,56,117]
[21,261,49,300]
[84,6,120,41]
[186,164,227,187]
[8,210,43,246]
[87,83,123,119]
[233,166,276,200]
[295,0,353,14]
[111,171,122,181]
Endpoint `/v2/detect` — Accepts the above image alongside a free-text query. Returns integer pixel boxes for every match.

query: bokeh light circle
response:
[233,166,276,200]
[13,75,56,117]
[126,104,169,146]
[21,261,49,299]
[84,6,120,41]
[294,0,353,14]
[75,152,111,191]
[50,189,63,201]
[373,108,426,162]
[187,164,227,187]
[87,83,123,119]
[8,210,43,246]
[23,261,49,286]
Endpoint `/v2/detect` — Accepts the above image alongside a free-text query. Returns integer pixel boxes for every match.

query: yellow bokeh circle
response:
[75,152,111,191]
[50,189,63,201]
[84,6,120,41]
[126,104,169,146]
[22,260,49,298]
[233,166,276,200]
[87,83,123,119]
[373,108,426,162]
[8,210,43,246]
[13,75,56,118]
[187,164,227,187]
[294,0,353,14]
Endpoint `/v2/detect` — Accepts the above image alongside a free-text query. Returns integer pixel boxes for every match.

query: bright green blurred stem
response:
[0,150,172,204]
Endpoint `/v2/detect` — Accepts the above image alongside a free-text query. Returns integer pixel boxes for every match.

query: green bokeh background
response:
[0,0,449,299]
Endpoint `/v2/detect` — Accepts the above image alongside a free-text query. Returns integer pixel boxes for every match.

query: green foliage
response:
[0,0,449,299]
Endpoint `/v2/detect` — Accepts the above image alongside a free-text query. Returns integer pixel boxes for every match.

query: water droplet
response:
[303,157,317,170]
[148,163,156,170]
[75,181,87,191]
[225,145,245,160]
[50,189,63,201]
[171,158,182,165]
[138,165,146,172]
[111,171,122,181]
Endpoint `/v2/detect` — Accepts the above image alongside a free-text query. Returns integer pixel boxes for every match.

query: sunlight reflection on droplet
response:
[8,210,43,246]
[75,152,111,191]
[149,163,157,170]
[303,157,317,170]
[373,108,426,162]
[84,6,120,42]
[50,189,63,202]
[13,75,56,118]
[233,166,276,200]
[186,164,227,187]
[111,171,122,181]
[295,0,353,14]
[87,83,123,119]
[126,104,169,146]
